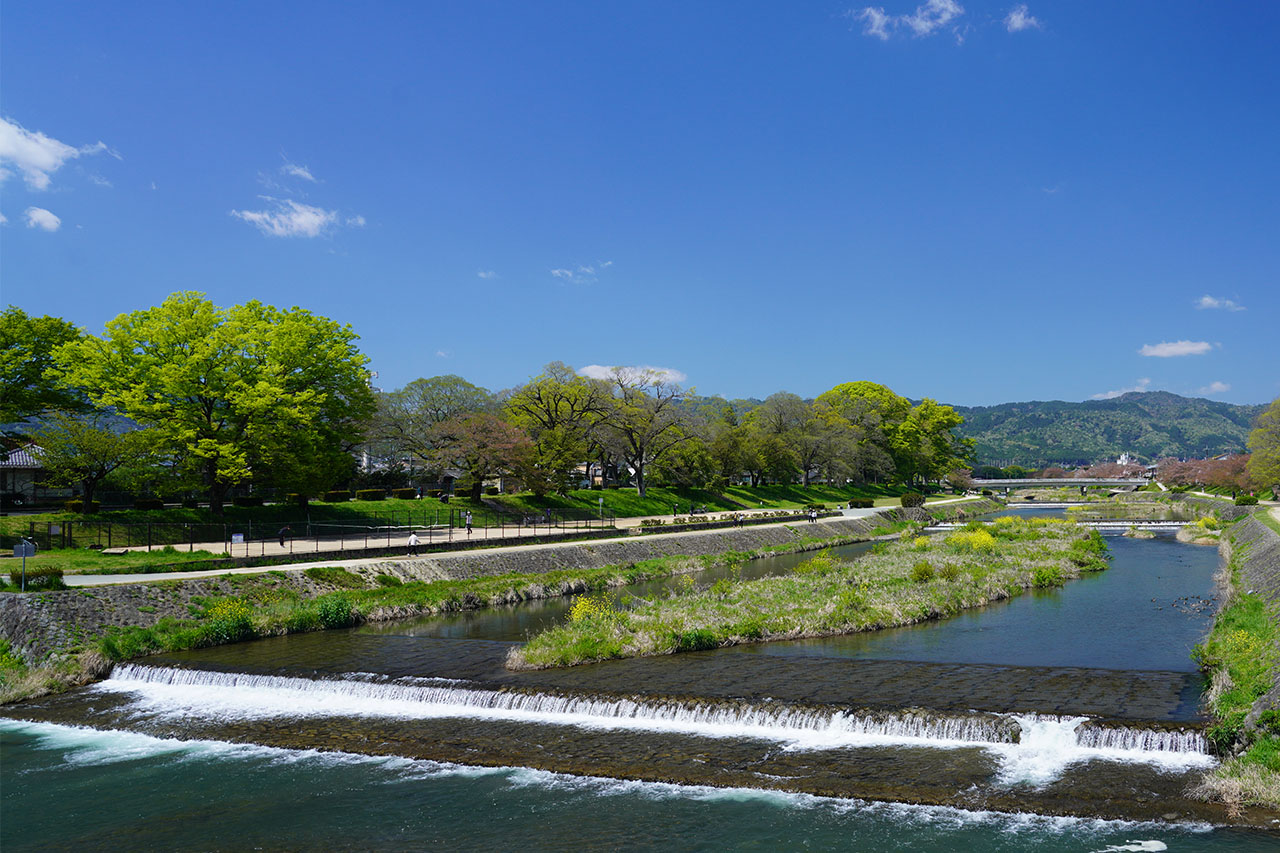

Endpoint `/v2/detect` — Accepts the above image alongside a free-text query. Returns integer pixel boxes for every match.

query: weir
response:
[100,664,1212,774]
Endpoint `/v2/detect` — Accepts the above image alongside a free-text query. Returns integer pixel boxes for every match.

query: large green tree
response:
[0,306,85,427]
[1247,398,1280,495]
[52,292,375,514]
[598,368,690,497]
[505,362,610,494]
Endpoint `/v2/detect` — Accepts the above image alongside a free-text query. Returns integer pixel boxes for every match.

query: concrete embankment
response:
[0,500,1001,665]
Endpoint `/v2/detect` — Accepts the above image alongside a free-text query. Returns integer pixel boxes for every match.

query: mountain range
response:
[951,392,1266,467]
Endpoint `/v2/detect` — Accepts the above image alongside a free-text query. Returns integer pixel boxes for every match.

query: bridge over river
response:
[973,477,1149,493]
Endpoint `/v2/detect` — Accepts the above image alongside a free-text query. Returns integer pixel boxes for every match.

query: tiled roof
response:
[0,446,43,468]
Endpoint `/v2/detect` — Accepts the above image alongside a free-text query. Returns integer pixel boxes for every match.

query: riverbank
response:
[1192,510,1280,809]
[0,500,1003,703]
[508,516,1109,670]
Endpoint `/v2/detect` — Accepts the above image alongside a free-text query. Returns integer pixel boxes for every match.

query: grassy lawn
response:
[1,546,227,580]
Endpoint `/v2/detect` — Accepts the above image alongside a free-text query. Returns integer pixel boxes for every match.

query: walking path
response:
[58,496,983,588]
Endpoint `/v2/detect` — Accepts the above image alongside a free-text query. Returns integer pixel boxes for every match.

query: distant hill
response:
[952,392,1266,467]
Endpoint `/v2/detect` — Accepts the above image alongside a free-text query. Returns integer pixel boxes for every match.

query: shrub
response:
[355,489,386,501]
[304,566,367,589]
[568,594,617,623]
[606,483,621,489]
[900,492,926,508]
[232,495,263,507]
[848,498,874,509]
[63,499,100,513]
[375,573,403,587]
[672,628,718,652]
[284,493,311,506]
[316,596,356,628]
[937,563,960,582]
[323,490,351,502]
[203,598,255,644]
[8,564,66,591]
[910,561,935,583]
[981,489,992,496]
[181,498,201,509]
[484,486,499,495]
[133,497,165,510]
[1235,495,1259,506]
[392,488,417,500]
[805,503,826,511]
[1032,565,1065,588]
[945,529,997,553]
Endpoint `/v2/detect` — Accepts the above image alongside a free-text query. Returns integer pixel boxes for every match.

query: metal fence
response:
[11,505,615,558]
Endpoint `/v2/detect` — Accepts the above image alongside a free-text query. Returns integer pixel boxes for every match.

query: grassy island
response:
[506,516,1109,670]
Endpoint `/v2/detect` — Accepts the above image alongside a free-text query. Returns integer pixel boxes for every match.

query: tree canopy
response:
[0,306,85,427]
[52,292,375,513]
[1247,398,1280,494]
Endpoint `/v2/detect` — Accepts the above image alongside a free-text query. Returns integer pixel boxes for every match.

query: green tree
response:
[0,306,85,428]
[505,362,611,494]
[372,375,494,473]
[1247,398,1280,495]
[597,368,690,497]
[35,413,157,510]
[52,292,375,514]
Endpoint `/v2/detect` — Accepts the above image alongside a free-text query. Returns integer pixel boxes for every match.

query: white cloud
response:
[230,198,338,238]
[477,270,498,279]
[435,350,449,358]
[904,0,964,36]
[0,212,7,225]
[1139,340,1213,358]
[1004,4,1040,32]
[282,163,317,182]
[0,116,110,190]
[86,174,113,188]
[150,181,158,190]
[551,261,613,285]
[345,215,366,227]
[577,364,688,384]
[1196,294,1245,312]
[1199,381,1231,395]
[1091,378,1151,400]
[24,206,61,232]
[856,7,893,40]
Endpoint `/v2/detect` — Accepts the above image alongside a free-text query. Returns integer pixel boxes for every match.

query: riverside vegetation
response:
[1193,531,1280,808]
[506,516,1110,670]
[0,520,922,705]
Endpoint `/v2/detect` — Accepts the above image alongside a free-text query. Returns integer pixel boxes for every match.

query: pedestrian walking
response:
[809,509,817,524]
[407,531,420,556]
[465,511,473,535]
[278,525,291,548]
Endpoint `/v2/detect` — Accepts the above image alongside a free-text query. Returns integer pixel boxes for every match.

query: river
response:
[4,509,1277,850]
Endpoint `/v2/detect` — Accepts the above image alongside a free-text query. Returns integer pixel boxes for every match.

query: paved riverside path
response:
[61,496,983,588]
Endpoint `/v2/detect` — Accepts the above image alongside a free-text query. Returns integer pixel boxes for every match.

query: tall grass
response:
[508,516,1110,670]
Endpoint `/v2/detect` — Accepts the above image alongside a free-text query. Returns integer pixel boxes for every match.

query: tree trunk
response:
[204,458,226,516]
[634,464,646,498]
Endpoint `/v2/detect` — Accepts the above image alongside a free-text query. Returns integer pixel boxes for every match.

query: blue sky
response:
[2,1,1276,407]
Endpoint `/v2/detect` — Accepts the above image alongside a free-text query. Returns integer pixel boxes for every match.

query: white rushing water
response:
[1,717,1208,843]
[99,665,1214,784]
